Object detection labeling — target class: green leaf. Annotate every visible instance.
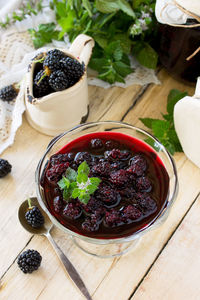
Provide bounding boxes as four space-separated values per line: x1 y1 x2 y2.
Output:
113 34 132 54
78 161 90 176
164 142 176 155
96 0 119 13
139 117 155 129
133 42 158 69
132 0 145 9
117 0 135 18
82 0 93 16
55 1 67 18
63 189 70 201
167 89 188 115
65 167 77 182
144 138 162 152
105 40 122 58
77 173 88 183
58 177 70 190
113 61 133 77
152 120 170 139
87 184 98 194
168 128 183 152
98 68 116 84
96 0 135 17
58 15 75 32
90 177 101 186
94 35 108 49
79 193 90 204
71 188 81 199
89 58 110 73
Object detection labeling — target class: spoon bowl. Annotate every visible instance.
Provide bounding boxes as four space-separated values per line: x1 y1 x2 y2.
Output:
18 197 52 235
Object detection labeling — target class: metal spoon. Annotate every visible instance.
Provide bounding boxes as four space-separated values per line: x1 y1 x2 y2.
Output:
18 197 92 300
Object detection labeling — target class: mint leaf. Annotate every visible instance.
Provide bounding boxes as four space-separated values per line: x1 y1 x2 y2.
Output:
105 41 122 59
94 35 108 49
78 161 90 176
87 184 99 194
140 89 185 155
96 0 119 13
139 117 155 129
133 42 158 69
113 61 133 77
77 173 88 184
89 58 110 73
117 0 135 18
58 177 70 190
65 167 77 182
167 89 187 116
96 0 135 17
79 193 90 204
113 34 132 54
152 120 170 139
71 188 81 199
82 0 92 17
90 177 101 186
63 189 70 201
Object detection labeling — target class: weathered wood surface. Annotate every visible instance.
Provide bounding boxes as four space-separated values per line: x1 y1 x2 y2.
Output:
0 69 199 300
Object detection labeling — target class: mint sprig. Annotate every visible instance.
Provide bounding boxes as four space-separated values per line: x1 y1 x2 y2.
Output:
140 89 188 155
58 161 101 204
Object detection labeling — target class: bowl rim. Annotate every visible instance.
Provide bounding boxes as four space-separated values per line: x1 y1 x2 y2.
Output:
35 120 178 244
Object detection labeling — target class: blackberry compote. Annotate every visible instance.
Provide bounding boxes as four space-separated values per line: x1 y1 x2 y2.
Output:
42 132 169 239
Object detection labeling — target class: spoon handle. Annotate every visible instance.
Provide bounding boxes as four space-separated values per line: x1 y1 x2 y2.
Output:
46 231 92 300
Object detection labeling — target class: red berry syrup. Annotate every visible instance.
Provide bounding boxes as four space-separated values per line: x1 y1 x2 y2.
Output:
42 132 169 239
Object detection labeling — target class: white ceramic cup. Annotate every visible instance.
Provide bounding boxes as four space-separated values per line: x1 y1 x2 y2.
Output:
25 34 94 136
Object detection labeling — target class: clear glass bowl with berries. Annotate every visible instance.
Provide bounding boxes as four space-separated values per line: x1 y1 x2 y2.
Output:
35 121 178 258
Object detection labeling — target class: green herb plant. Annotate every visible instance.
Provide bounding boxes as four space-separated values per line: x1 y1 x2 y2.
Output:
140 89 187 155
58 161 101 204
27 0 158 84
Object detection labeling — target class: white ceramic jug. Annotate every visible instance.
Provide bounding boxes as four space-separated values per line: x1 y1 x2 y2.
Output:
25 34 94 136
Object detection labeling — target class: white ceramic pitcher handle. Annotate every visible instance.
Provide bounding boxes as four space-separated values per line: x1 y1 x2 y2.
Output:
68 34 94 66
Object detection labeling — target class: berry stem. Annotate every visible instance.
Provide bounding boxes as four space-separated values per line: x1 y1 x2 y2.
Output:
27 198 34 210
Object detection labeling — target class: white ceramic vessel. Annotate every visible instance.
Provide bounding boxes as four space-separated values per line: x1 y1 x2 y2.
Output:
25 34 94 136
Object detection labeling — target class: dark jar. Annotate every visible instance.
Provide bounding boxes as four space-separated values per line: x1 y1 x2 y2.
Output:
157 21 200 85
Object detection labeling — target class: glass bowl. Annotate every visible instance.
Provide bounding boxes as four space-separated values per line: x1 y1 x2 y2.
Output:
35 121 178 258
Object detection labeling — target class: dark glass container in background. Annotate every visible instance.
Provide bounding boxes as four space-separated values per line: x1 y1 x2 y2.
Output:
157 21 200 85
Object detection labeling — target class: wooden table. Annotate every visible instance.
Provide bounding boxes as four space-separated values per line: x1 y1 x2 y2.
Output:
1 69 199 300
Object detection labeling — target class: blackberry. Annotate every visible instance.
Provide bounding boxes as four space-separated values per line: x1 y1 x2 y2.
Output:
105 209 122 227
63 202 82 219
0 84 19 102
46 162 69 182
127 155 147 177
74 152 92 165
82 217 99 232
135 176 152 192
43 49 65 72
0 158 12 178
105 140 119 150
60 57 85 82
33 70 51 98
90 138 104 150
49 70 69 91
91 161 111 177
17 249 42 274
110 169 128 186
25 198 44 228
122 205 142 221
